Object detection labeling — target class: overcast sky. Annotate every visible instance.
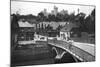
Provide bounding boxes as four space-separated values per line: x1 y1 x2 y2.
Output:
11 0 95 16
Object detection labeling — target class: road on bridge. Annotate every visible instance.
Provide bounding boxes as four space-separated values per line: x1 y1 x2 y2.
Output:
48 39 95 62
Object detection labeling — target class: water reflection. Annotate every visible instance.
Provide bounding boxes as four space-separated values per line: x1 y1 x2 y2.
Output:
11 43 80 66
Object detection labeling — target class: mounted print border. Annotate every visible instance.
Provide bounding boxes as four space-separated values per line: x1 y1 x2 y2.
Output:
11 0 95 67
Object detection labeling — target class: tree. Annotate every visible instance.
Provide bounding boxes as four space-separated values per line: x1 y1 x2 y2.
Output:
56 25 62 31
41 23 44 30
11 14 19 33
56 13 65 22
85 9 95 33
38 12 47 21
38 24 41 30
63 14 69 21
68 12 75 22
46 24 53 31
75 12 86 32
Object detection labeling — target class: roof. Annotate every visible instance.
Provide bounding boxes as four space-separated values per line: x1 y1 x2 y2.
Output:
18 18 40 27
18 21 36 27
60 22 79 32
70 27 81 32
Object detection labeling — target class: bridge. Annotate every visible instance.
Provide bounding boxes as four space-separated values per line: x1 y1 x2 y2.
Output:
48 39 95 62
16 34 95 62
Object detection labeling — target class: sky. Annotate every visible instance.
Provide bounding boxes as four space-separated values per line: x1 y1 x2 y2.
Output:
11 0 95 16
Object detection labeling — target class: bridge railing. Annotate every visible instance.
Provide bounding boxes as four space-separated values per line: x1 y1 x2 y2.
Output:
69 44 95 62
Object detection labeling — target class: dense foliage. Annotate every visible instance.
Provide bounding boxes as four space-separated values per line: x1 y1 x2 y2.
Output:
11 9 95 34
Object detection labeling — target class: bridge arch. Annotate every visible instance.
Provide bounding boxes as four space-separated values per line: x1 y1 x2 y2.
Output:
52 47 58 56
52 47 67 59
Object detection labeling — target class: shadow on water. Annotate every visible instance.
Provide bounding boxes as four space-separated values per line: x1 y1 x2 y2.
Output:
11 43 81 67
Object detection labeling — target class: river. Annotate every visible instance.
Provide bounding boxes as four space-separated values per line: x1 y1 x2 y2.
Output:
11 43 81 67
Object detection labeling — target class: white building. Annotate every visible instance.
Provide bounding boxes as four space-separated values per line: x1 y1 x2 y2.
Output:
59 22 78 41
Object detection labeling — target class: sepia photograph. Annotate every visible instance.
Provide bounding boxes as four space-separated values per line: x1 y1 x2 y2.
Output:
11 0 95 67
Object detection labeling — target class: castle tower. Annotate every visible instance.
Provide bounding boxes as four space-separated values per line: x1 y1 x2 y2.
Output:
77 8 80 14
43 8 48 17
54 6 58 16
